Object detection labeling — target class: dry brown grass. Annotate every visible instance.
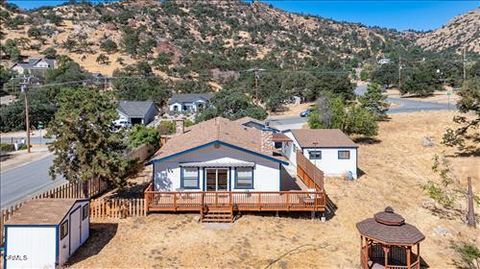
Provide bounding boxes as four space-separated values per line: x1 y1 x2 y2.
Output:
68 111 479 269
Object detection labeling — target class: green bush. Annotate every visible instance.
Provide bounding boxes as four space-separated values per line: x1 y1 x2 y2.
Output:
0 143 14 152
128 125 160 148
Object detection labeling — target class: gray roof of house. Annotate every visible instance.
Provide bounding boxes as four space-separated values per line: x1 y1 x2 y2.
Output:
11 58 55 69
168 93 213 104
118 100 156 117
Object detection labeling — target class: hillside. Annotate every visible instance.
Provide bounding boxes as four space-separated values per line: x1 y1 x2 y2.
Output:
0 0 414 76
416 8 480 53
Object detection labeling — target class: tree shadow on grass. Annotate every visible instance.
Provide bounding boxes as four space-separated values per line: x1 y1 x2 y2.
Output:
66 223 118 266
353 136 382 145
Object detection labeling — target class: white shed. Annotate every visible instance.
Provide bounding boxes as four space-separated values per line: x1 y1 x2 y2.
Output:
3 199 90 268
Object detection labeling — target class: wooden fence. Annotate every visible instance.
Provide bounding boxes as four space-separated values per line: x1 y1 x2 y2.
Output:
296 151 325 191
126 144 155 162
90 198 146 218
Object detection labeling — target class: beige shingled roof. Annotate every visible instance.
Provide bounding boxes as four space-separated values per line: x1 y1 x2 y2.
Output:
6 199 86 225
151 117 284 162
290 129 358 148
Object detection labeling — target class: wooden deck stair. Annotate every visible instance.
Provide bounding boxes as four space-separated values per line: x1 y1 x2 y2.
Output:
200 206 234 223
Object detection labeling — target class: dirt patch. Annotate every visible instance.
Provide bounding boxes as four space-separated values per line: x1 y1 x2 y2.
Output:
69 111 479 268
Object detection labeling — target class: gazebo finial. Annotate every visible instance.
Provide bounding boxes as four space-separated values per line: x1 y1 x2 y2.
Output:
384 206 394 213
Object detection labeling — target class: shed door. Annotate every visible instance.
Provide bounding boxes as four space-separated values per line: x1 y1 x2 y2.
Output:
70 207 82 255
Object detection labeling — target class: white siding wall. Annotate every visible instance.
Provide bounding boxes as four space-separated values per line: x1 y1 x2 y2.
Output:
303 148 357 179
282 131 358 179
5 226 57 269
153 144 280 192
117 111 130 123
281 131 302 166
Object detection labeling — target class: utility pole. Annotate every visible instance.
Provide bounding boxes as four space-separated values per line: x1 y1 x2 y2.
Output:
247 68 265 105
463 48 466 80
398 56 402 92
21 76 31 153
466 177 476 228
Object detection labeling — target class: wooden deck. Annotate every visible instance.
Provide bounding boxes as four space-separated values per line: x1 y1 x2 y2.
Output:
145 184 326 213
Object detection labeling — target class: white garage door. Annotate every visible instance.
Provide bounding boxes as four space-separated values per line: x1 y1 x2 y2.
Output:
6 226 56 269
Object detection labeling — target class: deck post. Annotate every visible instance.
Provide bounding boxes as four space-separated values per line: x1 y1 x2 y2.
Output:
276 211 279 218
321 212 326 222
311 211 315 220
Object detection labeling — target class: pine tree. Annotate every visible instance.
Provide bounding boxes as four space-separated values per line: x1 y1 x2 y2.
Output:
48 88 128 194
359 83 389 119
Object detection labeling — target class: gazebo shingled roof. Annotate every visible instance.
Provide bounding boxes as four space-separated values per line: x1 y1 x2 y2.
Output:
356 207 425 245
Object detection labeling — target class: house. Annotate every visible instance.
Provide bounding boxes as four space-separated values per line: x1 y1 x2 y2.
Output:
10 58 55 75
234 116 279 133
145 117 330 221
150 117 287 192
281 129 358 179
168 93 212 114
117 100 158 126
3 199 90 268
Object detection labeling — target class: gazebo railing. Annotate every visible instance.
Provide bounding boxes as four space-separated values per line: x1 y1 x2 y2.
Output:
362 244 420 269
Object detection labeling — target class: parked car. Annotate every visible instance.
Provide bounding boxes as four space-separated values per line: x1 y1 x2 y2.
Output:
300 108 312 117
113 120 132 129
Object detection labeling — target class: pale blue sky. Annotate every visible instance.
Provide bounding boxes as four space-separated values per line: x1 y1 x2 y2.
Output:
8 0 480 31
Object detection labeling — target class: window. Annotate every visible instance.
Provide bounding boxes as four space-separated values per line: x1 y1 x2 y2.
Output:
60 220 68 240
338 150 351 159
292 144 297 152
309 151 322 160
235 167 254 189
181 167 199 189
82 204 89 220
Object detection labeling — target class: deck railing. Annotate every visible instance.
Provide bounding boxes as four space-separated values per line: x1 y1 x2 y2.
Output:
144 183 326 213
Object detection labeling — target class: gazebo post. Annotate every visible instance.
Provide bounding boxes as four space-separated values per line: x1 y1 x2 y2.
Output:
407 246 411 268
383 246 390 268
417 243 420 268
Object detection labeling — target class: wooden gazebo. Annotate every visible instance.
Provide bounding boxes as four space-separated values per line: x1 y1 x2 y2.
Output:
356 207 425 269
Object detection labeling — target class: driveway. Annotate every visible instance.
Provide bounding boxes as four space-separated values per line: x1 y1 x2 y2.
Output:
0 154 65 208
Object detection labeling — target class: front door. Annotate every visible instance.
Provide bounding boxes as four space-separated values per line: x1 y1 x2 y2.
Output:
206 168 229 191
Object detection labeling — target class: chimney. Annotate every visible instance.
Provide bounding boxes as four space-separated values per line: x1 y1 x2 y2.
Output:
261 130 274 152
175 118 184 135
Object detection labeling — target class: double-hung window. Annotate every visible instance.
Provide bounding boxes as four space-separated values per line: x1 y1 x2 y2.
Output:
309 151 322 160
338 150 351 160
235 167 254 189
181 167 199 189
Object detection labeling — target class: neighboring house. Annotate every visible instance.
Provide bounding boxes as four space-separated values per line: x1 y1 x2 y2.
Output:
234 116 279 133
150 117 287 192
117 100 158 126
10 58 55 75
168 93 212 114
282 129 358 179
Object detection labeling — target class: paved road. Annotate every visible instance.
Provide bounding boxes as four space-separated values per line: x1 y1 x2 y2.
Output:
1 154 65 208
269 85 453 127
